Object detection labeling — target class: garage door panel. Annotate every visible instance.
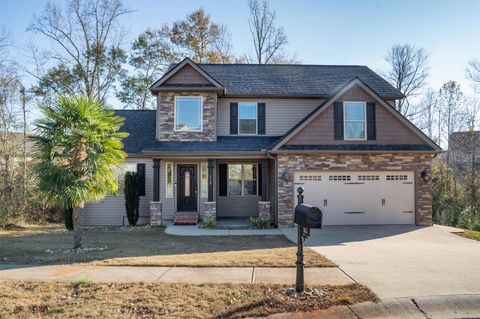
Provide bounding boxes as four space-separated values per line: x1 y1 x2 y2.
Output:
294 171 415 225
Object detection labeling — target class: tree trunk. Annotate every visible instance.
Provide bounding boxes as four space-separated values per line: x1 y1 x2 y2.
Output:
72 204 84 249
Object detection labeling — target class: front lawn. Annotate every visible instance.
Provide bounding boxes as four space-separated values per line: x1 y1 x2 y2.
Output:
0 281 376 319
0 225 335 267
457 229 480 241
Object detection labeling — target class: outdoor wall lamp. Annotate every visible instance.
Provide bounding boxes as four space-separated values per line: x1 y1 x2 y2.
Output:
282 168 290 183
421 169 431 183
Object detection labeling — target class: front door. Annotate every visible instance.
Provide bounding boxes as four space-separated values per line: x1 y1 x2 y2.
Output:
177 164 197 212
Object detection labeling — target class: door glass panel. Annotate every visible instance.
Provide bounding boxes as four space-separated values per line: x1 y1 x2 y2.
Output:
185 171 190 197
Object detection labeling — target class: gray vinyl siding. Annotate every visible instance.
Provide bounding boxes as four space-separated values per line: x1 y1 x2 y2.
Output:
83 158 153 226
217 98 324 136
160 159 214 221
216 160 261 218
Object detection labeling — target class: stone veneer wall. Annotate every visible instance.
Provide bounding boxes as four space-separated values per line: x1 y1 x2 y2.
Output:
276 153 433 227
158 92 217 141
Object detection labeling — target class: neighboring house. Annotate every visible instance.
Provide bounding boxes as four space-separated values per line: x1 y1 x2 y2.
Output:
449 131 480 165
83 58 442 227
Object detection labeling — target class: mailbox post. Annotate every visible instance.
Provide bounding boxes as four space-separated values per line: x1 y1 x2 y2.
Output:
294 187 323 293
296 187 306 293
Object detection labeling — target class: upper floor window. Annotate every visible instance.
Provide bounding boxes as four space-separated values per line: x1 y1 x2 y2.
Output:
238 102 257 134
175 97 202 132
344 102 366 140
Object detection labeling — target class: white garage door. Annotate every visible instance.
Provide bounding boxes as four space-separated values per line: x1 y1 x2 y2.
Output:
294 171 415 225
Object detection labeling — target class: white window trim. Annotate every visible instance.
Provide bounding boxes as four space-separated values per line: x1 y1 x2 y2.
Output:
165 162 174 198
110 163 137 197
343 101 367 141
238 102 258 135
174 96 203 132
227 163 258 197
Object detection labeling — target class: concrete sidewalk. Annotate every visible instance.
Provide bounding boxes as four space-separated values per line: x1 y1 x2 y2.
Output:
164 222 283 236
0 264 352 285
261 295 480 319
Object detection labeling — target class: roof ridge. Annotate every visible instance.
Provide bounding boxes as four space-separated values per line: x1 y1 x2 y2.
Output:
198 63 367 67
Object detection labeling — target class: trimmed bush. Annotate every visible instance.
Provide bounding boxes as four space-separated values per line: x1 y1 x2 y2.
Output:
64 206 73 231
124 172 140 226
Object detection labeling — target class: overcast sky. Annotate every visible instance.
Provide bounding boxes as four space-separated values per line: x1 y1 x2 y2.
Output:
1 0 480 108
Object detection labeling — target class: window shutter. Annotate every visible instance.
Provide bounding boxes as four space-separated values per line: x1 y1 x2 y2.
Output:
258 163 262 196
257 103 266 135
366 102 376 140
334 102 344 140
137 163 146 196
219 164 228 196
230 103 238 135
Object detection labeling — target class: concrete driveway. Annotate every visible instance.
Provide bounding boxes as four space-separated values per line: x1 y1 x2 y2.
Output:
282 225 480 299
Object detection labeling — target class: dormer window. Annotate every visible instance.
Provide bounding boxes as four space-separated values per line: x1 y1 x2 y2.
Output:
174 96 203 132
344 102 366 140
238 102 257 134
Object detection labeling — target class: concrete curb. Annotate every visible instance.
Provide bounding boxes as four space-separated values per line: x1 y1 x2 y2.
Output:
259 295 480 319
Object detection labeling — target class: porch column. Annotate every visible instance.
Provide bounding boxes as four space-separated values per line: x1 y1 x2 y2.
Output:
207 159 214 201
261 158 269 201
153 159 160 201
150 158 162 226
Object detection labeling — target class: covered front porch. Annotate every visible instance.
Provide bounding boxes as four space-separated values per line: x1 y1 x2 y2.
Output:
148 157 276 227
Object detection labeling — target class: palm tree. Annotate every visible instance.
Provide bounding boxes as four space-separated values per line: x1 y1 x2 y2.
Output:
32 95 128 249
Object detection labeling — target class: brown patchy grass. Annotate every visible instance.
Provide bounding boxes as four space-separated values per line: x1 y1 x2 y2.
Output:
456 229 480 241
0 281 376 319
0 225 335 267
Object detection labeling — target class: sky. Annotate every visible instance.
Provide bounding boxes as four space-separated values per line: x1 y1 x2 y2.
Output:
1 0 480 109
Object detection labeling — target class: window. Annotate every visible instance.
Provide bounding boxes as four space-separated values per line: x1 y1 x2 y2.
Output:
175 97 202 131
238 102 257 134
166 162 173 198
200 162 208 198
228 164 258 196
344 102 366 140
113 163 136 195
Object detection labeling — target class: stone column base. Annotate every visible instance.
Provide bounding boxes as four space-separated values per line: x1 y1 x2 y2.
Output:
258 201 271 221
204 202 217 220
150 201 162 226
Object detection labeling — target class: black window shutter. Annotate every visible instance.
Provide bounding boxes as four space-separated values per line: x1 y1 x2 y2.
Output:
137 163 146 196
258 163 262 196
219 164 228 196
366 102 376 140
334 102 344 140
230 103 238 135
257 103 266 135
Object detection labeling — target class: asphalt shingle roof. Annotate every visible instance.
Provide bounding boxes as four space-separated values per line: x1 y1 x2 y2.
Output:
280 144 435 151
194 64 403 98
142 136 281 153
115 110 156 154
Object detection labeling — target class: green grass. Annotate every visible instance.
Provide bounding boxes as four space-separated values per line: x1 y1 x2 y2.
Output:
0 225 335 267
457 229 480 241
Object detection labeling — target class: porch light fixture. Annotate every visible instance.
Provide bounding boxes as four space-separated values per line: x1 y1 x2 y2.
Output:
421 169 431 183
282 168 290 182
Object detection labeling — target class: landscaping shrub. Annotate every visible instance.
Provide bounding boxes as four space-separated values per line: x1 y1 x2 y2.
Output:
201 215 216 229
124 171 140 226
457 206 480 231
250 215 271 229
64 206 73 231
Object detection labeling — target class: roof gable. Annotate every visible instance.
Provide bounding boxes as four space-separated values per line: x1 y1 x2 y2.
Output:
150 58 224 92
271 78 442 152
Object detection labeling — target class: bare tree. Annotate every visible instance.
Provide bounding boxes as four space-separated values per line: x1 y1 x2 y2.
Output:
28 0 132 102
246 0 289 64
416 88 438 140
384 44 429 116
466 59 480 90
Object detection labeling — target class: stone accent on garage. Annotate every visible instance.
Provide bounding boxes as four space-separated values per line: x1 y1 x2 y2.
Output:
276 153 433 228
158 91 217 142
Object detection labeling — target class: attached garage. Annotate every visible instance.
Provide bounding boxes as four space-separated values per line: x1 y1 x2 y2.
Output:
294 171 415 225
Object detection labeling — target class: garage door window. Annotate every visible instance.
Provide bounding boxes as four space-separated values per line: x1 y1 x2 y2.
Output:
344 102 366 140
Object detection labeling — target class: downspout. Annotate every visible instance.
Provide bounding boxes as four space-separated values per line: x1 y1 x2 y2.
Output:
266 151 278 227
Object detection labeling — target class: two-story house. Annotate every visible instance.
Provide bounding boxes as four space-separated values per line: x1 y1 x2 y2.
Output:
83 58 442 227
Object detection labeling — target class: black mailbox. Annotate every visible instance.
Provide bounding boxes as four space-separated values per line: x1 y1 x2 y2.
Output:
294 204 323 229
